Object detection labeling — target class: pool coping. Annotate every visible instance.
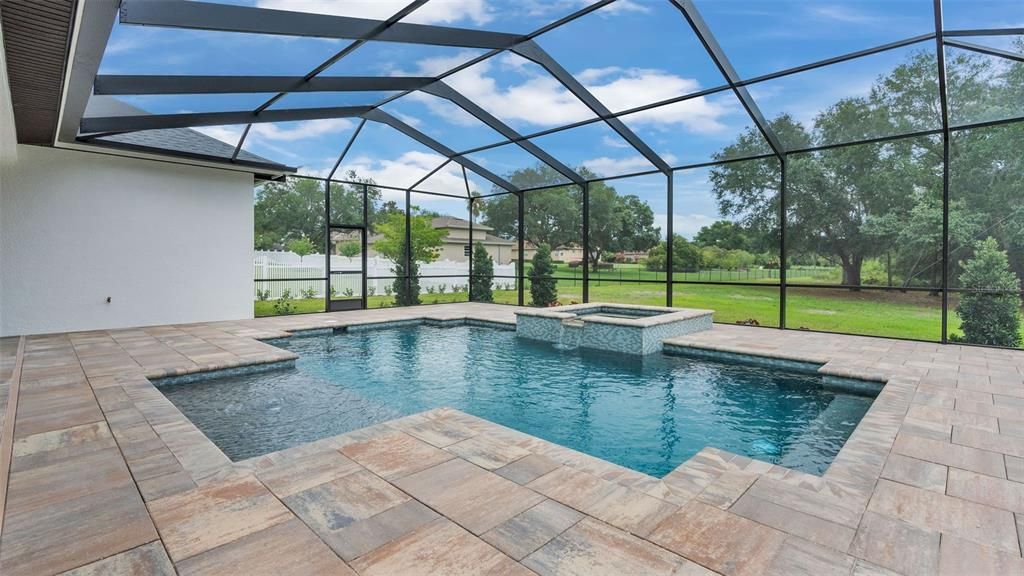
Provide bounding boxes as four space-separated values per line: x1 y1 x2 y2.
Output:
4 303 1023 575
139 309 898 492
148 310 896 486
515 302 714 328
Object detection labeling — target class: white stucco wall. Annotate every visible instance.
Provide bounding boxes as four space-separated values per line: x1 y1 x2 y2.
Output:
0 145 254 336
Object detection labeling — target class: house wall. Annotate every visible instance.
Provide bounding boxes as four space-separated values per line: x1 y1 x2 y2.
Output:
436 240 514 266
513 246 584 263
0 145 254 336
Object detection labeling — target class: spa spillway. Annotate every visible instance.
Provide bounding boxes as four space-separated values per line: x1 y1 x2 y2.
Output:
514 303 714 355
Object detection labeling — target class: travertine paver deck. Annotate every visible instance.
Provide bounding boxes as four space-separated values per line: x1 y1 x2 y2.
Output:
0 303 1022 574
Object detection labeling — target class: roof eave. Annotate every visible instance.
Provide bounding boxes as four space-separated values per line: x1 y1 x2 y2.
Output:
77 137 297 179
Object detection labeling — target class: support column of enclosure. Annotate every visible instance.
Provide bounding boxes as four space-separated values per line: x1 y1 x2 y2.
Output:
323 178 331 311
518 191 525 306
933 0 951 343
666 172 674 307
779 156 787 329
465 167 474 301
582 181 590 303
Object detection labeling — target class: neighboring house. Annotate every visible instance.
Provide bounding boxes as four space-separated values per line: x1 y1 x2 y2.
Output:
367 216 516 264
513 242 585 263
615 250 650 263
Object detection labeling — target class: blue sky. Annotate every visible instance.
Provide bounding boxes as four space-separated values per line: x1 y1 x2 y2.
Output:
95 0 1022 237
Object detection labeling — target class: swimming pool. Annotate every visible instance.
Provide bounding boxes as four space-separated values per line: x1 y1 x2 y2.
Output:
157 324 877 477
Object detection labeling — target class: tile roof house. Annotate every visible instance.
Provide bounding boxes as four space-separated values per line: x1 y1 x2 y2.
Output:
367 216 516 265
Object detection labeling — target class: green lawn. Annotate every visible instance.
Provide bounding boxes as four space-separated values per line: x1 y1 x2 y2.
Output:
254 276 1014 346
528 262 836 284
543 280 952 341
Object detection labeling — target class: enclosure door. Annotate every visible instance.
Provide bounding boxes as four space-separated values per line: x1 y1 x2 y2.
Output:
328 227 366 311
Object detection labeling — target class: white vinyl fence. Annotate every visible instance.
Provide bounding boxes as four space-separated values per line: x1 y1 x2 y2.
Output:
254 250 517 299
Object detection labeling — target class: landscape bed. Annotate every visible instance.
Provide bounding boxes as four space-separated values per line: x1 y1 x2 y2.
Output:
156 323 880 477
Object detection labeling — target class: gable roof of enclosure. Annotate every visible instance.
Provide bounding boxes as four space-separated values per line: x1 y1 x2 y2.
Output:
12 0 1023 193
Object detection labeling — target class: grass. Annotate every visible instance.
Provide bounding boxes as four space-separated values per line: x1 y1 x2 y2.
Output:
527 262 835 284
255 273 1016 346
542 280 952 341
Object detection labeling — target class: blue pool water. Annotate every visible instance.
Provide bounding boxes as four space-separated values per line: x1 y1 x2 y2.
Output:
158 325 876 477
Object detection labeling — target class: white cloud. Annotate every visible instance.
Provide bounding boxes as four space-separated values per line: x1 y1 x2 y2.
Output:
400 52 594 128
445 54 596 127
516 0 647 18
340 150 449 189
295 162 335 179
587 70 731 134
808 5 879 25
580 155 654 177
516 0 587 17
746 84 784 103
392 111 423 129
404 92 483 128
657 212 718 240
406 53 733 134
194 125 244 146
599 0 651 15
249 118 355 142
600 135 630 148
225 119 354 164
104 36 144 56
575 66 622 84
414 162 484 196
256 0 493 25
403 50 483 76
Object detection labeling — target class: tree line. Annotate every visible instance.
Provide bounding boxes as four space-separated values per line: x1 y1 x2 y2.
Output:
253 41 1023 344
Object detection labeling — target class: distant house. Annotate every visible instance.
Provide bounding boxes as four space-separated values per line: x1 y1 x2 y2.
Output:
367 216 516 264
513 242 584 263
615 250 650 263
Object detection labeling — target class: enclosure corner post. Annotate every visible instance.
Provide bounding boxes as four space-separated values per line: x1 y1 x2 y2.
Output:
934 0 951 344
518 191 525 307
582 181 590 304
779 155 787 330
666 171 674 307
324 178 331 312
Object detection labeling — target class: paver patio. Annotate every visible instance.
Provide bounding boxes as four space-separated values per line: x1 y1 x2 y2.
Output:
0 302 1023 575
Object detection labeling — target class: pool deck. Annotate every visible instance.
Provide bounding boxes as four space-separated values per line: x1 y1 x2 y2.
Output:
0 302 1022 575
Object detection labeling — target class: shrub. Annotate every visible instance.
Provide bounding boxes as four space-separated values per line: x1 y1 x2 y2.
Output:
861 259 889 286
954 237 1022 347
301 287 317 299
256 288 270 301
721 249 756 270
367 286 376 297
391 241 421 306
384 285 393 297
338 240 361 258
470 243 494 302
343 287 354 298
646 235 701 272
529 244 558 306
286 237 316 261
438 284 447 294
273 289 296 315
